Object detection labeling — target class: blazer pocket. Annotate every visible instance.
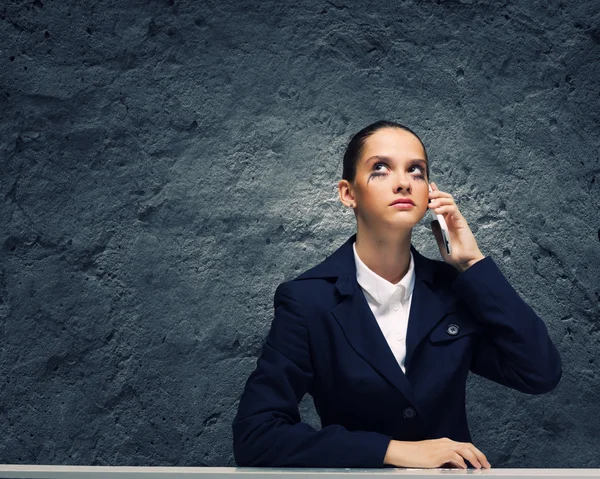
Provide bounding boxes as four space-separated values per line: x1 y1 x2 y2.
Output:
428 315 479 344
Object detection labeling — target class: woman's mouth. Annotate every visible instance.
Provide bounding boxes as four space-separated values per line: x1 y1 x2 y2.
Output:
391 203 415 209
390 198 416 209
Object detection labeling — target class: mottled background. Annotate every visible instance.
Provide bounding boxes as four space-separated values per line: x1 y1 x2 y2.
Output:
1 0 599 468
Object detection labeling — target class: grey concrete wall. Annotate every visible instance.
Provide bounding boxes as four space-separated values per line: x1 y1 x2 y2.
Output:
1 0 599 468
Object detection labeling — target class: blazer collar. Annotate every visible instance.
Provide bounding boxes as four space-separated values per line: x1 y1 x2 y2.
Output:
295 233 438 290
295 233 456 406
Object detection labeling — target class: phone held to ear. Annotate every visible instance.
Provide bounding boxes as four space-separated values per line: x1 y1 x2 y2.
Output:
429 184 452 255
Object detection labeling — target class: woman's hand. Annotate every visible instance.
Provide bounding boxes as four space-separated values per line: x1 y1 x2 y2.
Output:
383 437 491 469
428 181 485 272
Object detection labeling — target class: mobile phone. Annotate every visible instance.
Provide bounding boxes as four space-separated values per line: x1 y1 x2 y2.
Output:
428 184 452 255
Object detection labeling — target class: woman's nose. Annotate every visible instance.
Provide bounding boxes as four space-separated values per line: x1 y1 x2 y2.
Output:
394 174 412 193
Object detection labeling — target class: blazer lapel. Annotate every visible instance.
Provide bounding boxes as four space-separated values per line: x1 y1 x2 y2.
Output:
295 234 455 406
404 278 448 373
404 248 458 372
331 275 418 407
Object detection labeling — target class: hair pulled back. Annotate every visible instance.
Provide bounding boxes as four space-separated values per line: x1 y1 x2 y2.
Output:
342 120 429 182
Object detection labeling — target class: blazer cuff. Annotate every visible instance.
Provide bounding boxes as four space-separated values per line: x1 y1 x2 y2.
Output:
449 255 521 315
362 432 394 467
451 256 499 292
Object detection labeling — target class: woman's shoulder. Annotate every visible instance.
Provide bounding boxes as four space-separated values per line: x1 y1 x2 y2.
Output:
286 235 356 284
276 235 464 292
271 235 356 306
273 271 338 307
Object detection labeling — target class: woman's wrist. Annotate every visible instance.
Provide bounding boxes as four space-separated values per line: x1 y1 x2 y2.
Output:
383 439 396 466
383 439 410 467
456 254 485 273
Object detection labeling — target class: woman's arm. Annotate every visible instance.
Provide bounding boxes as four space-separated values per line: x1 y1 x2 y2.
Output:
452 256 562 394
232 281 392 467
428 182 562 394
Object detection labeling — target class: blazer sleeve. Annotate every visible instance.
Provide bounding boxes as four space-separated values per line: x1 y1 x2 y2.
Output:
232 281 393 467
451 256 562 394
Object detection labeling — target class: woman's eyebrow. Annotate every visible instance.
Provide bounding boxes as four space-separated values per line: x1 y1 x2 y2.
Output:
365 155 383 164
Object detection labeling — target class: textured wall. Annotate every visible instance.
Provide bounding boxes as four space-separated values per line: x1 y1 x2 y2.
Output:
1 0 599 468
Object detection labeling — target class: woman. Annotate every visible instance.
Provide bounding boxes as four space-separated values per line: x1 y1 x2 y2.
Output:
231 120 562 469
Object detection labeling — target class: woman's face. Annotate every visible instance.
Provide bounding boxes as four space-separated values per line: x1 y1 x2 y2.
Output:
346 127 429 232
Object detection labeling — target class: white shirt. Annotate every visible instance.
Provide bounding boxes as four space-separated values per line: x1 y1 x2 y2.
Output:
352 242 416 374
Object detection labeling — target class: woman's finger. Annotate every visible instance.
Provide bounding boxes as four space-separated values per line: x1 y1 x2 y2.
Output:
457 447 482 469
431 205 459 215
429 182 454 196
466 444 491 469
428 190 453 200
450 452 468 469
428 198 455 208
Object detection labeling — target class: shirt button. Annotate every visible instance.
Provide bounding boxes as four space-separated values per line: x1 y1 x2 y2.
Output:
391 303 401 311
447 324 460 336
403 407 416 419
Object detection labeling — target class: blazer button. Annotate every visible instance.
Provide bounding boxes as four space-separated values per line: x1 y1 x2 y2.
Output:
446 324 459 336
403 407 416 419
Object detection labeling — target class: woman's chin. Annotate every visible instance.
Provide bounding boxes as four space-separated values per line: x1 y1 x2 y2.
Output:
390 213 423 227
378 217 421 231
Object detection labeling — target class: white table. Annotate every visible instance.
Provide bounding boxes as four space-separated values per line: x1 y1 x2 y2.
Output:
0 466 599 478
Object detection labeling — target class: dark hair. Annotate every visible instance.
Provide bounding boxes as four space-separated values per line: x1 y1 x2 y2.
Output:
342 120 429 182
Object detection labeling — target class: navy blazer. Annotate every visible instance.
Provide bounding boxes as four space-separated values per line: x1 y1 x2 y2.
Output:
232 234 562 468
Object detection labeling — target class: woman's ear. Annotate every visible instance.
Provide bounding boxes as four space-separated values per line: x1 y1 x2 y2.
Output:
338 179 356 209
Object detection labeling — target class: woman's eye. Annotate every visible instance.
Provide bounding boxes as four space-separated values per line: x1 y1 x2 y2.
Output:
370 163 389 177
409 165 425 178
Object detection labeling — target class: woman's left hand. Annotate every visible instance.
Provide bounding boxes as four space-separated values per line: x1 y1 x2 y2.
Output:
428 182 485 272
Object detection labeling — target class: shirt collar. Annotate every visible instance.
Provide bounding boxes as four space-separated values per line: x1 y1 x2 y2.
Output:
352 241 415 305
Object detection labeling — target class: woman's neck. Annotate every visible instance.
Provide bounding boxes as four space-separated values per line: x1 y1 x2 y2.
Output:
354 228 413 284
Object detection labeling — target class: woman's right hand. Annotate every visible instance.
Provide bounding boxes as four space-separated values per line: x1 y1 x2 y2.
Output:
383 438 491 469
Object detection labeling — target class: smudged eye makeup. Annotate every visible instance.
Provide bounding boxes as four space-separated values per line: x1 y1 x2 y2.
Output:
409 164 426 180
370 162 389 178
368 161 426 180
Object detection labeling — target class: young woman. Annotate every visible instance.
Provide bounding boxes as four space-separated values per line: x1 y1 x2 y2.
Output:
232 120 562 469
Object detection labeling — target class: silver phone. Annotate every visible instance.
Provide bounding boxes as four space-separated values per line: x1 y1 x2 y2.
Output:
428 184 452 255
